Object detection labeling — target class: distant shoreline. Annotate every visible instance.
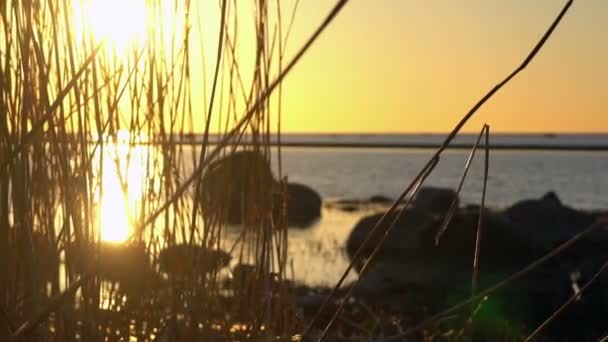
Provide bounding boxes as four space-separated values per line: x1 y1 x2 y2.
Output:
46 133 608 151
79 141 608 151
227 142 608 151
237 142 608 151
152 141 608 151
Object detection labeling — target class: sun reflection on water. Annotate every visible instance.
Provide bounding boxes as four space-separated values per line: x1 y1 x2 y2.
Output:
97 131 150 243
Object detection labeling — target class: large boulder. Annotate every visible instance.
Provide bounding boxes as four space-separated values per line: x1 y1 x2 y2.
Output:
346 194 608 339
503 191 599 247
421 209 538 280
414 186 459 215
349 208 536 291
355 260 437 298
285 183 322 227
199 151 322 228
369 195 393 204
345 208 437 273
199 150 276 225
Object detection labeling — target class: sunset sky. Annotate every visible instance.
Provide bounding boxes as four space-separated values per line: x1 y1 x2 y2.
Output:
274 0 607 133
77 0 607 134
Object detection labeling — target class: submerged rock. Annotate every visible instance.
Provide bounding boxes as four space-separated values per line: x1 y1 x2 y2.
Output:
369 195 394 204
67 241 159 300
158 244 231 278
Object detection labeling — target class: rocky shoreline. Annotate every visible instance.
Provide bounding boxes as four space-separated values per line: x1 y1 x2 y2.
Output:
195 152 608 339
294 188 608 340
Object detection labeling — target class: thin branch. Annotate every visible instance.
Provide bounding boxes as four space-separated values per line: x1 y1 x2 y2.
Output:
189 0 228 244
472 125 490 297
435 124 487 246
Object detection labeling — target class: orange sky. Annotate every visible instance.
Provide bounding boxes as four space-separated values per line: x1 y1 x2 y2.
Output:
84 0 607 134
270 0 607 133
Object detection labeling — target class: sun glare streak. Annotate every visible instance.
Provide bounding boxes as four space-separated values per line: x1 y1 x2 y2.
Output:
97 131 150 243
72 0 147 54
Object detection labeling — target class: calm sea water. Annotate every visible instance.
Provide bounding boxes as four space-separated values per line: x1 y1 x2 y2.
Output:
197 134 608 286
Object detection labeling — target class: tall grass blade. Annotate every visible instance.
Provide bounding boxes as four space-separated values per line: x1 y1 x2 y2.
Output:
435 124 488 246
472 125 490 297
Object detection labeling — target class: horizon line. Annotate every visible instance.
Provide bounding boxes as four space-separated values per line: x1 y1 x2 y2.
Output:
185 131 608 136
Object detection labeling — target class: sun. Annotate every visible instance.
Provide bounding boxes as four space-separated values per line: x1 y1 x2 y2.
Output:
72 0 148 54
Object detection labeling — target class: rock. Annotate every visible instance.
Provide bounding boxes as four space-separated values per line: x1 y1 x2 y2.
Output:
496 192 608 337
334 199 363 206
67 241 158 301
444 204 608 339
414 186 458 215
503 191 598 248
158 244 231 278
285 183 322 227
339 205 358 213
355 260 436 298
199 151 322 228
329 199 361 212
345 194 608 339
199 150 275 225
345 208 436 273
231 263 258 287
328 197 394 212
420 208 539 278
369 195 393 204
348 208 536 294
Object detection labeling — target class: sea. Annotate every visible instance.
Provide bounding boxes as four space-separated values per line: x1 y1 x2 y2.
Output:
197 133 608 286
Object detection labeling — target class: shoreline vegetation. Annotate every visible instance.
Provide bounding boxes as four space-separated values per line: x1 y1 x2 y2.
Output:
4 0 607 341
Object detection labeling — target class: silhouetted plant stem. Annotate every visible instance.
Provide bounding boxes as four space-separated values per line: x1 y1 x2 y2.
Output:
435 124 488 246
472 125 490 297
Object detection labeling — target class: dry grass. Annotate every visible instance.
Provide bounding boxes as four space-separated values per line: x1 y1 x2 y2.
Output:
0 0 349 340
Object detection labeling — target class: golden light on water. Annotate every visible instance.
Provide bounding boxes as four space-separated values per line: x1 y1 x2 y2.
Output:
72 0 147 54
97 131 150 243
